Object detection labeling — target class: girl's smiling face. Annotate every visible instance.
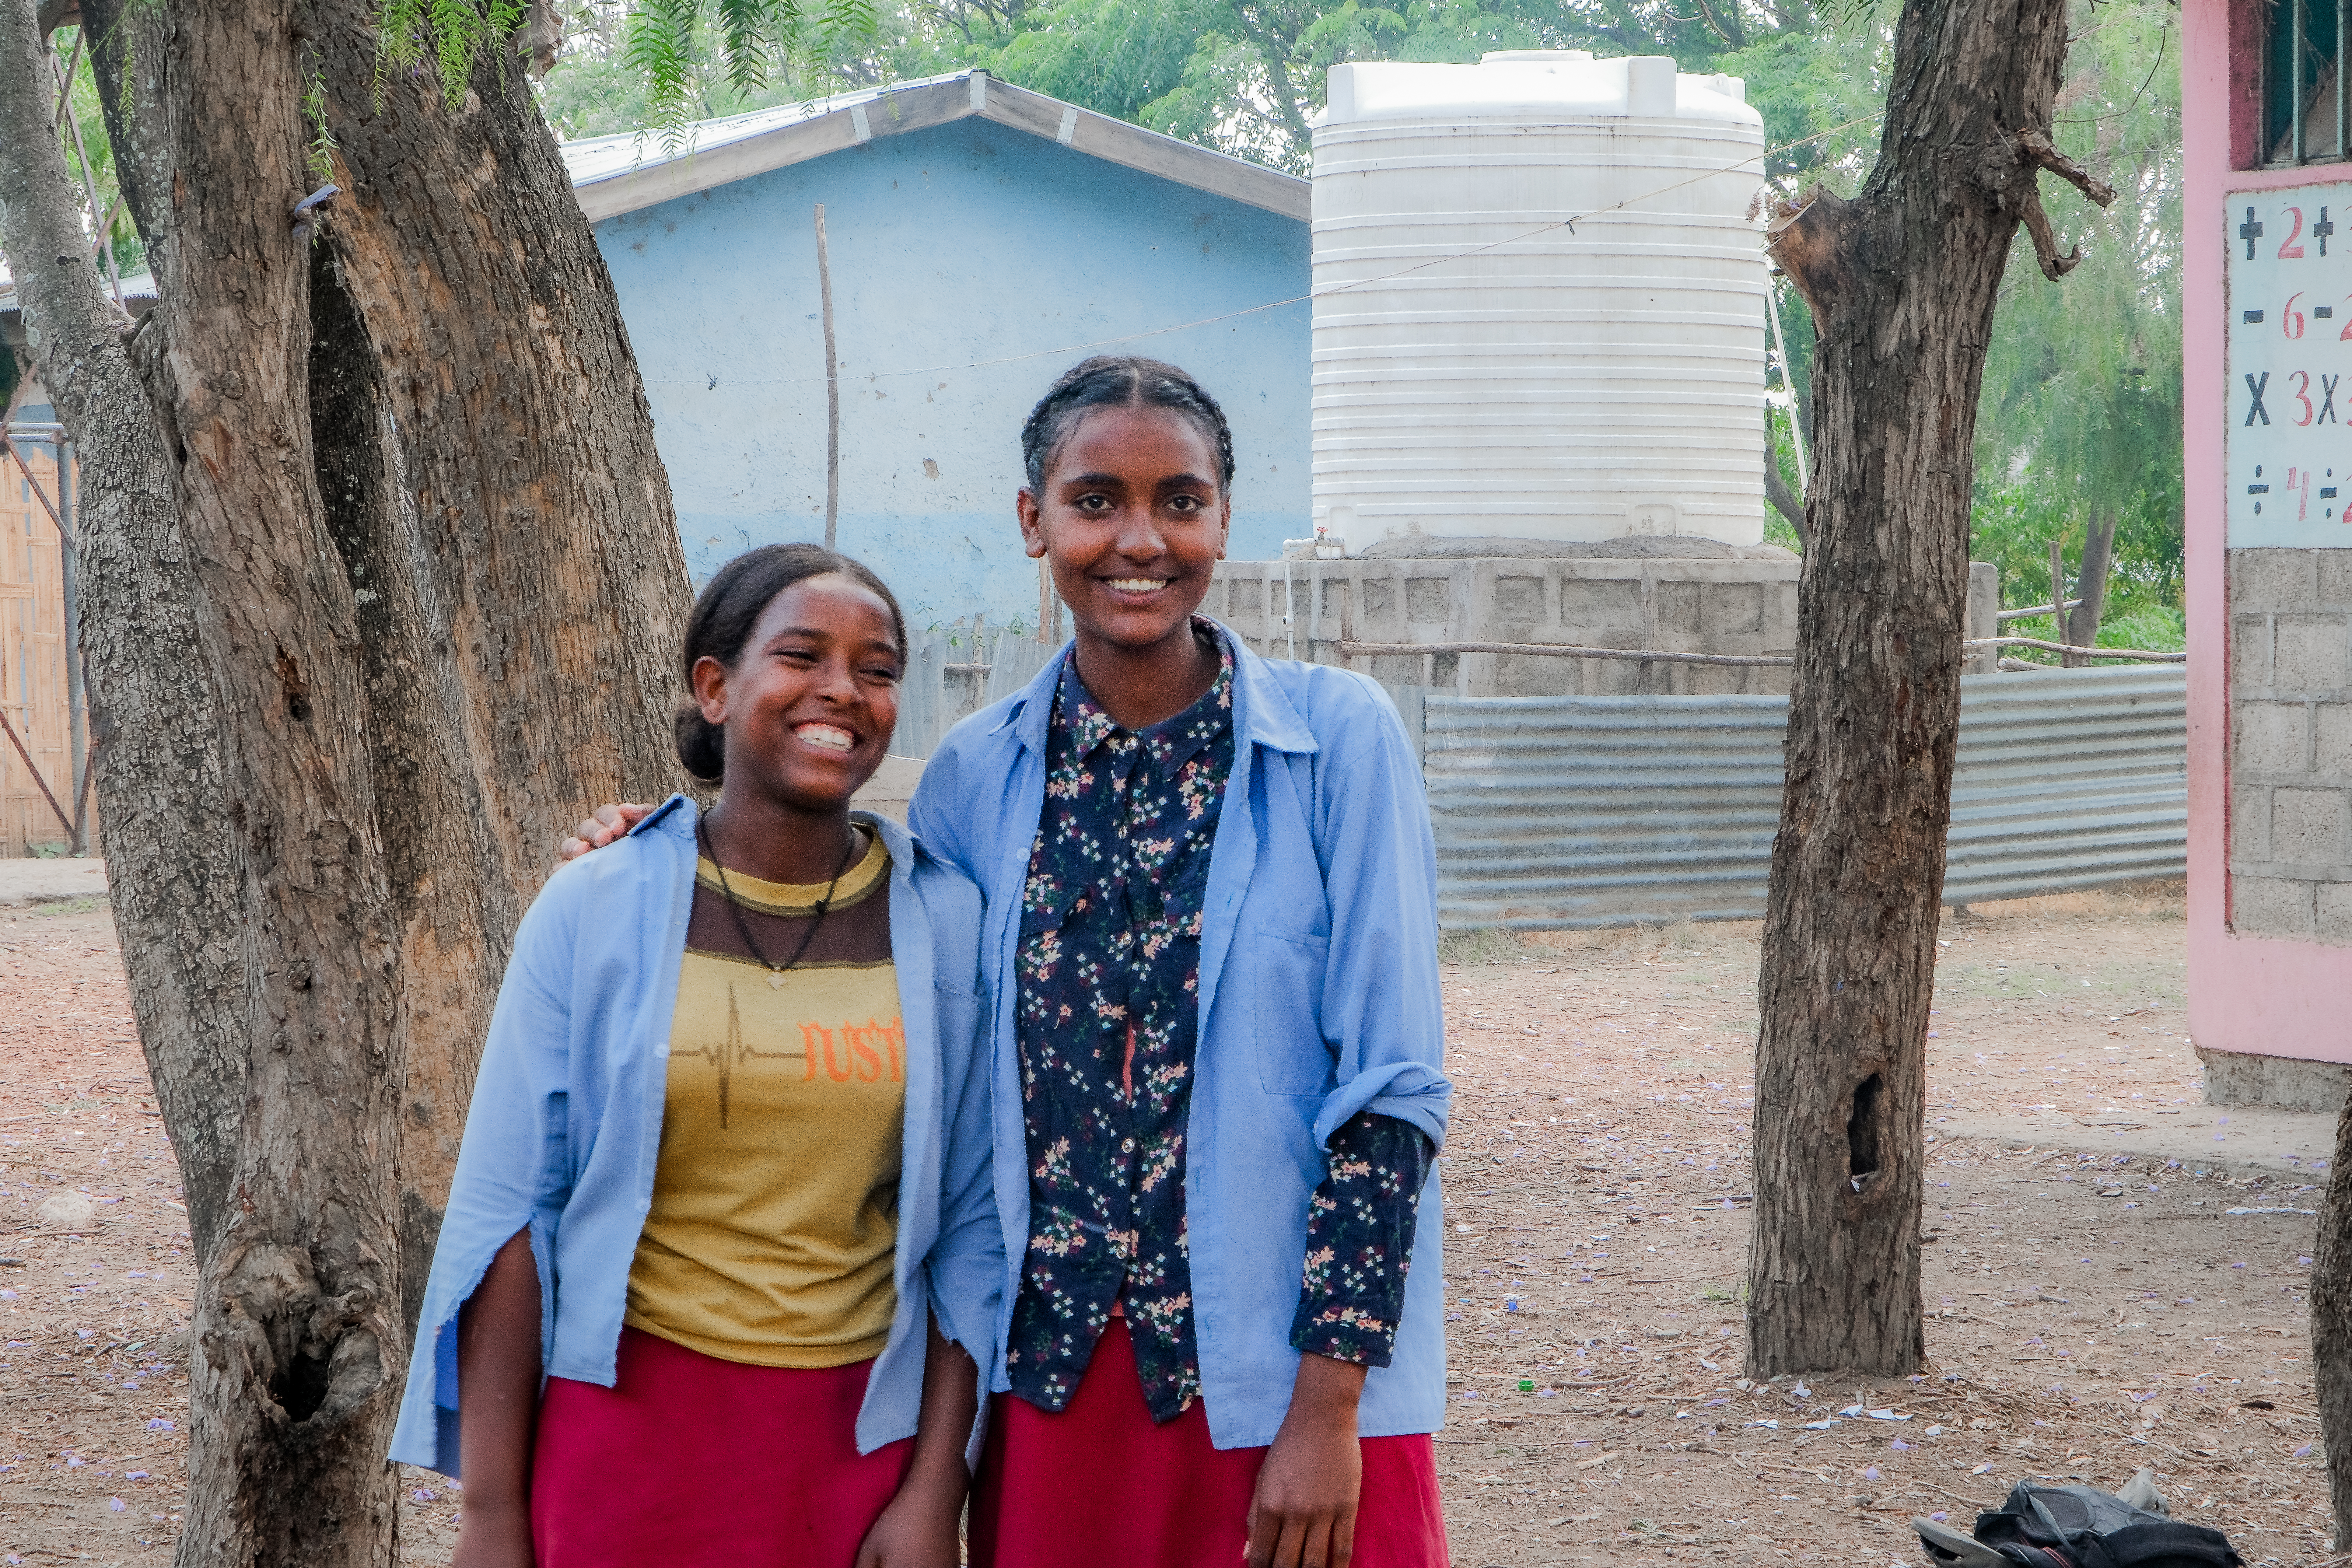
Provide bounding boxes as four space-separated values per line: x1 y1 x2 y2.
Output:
692 573 902 812
1019 403 1230 656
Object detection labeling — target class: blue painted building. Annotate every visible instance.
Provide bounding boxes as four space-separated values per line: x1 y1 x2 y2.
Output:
562 72 1312 630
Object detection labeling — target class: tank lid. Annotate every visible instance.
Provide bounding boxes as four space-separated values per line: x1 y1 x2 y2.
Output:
1323 54 1760 129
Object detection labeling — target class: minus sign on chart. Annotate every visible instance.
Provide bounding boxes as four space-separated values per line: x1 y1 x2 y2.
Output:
2322 306 2339 319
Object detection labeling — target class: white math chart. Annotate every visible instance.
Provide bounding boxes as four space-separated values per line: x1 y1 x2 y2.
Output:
2227 182 2352 547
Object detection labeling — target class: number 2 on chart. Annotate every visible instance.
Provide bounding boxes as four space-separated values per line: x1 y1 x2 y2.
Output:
2283 207 2308 258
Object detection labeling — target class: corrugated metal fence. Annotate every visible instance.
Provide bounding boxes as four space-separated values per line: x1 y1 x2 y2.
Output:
888 623 1055 760
1421 665 2186 930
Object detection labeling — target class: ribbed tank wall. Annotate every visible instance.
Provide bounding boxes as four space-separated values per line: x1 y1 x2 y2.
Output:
1311 54 1769 548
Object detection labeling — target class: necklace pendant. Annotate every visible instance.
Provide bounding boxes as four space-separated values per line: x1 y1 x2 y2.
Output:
766 969 786 992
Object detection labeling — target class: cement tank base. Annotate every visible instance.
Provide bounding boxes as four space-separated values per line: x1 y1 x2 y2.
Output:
1359 535 1798 563
1208 554 2000 700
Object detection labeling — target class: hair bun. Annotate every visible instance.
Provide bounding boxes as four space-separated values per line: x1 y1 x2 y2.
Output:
674 698 726 783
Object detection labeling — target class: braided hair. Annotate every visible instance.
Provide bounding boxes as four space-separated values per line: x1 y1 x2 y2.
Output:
1019 356 1237 493
673 543 907 783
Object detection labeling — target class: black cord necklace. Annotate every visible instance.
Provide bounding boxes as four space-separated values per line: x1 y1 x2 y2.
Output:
697 817 860 991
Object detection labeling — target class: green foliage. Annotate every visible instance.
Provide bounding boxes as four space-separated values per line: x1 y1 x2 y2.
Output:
377 0 532 109
1764 400 1803 554
1970 0 2182 635
521 0 2184 645
35 29 145 282
303 67 339 186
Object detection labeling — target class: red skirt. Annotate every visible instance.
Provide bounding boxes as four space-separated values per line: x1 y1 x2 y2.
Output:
530 1326 914 1567
970 1318 1449 1568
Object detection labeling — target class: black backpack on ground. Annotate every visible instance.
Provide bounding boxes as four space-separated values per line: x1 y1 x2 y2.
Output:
1967 1480 2242 1568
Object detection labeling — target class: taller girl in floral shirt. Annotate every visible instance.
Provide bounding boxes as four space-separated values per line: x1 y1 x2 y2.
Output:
912 356 1452 1568
569 356 1452 1567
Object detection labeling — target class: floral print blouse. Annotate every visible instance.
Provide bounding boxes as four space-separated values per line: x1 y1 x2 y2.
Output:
1004 624 1434 1422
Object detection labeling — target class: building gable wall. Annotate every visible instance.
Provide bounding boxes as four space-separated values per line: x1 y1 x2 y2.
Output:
594 121 1312 629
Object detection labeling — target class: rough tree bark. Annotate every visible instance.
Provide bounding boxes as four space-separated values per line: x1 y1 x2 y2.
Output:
307 0 691 1334
1745 4 2111 1374
0 0 249 1263
1 0 691 1555
2318 1104 2352 1542
1765 449 1806 545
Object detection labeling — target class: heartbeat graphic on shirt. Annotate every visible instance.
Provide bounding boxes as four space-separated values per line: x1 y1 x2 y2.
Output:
688 987 908 1128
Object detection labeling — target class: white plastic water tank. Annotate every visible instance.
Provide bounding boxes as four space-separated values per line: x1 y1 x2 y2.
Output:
1312 53 1769 548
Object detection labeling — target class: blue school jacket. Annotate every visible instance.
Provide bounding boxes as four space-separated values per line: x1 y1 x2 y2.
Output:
910 626 1452 1450
386 799 1001 1474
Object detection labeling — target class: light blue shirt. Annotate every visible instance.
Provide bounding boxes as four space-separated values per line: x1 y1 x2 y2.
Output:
911 625 1451 1450
386 799 1001 1474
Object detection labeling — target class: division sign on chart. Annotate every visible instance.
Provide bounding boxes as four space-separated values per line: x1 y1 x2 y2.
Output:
2228 182 2352 547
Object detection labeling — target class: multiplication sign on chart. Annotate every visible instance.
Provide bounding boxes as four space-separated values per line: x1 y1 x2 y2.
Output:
2230 182 2352 547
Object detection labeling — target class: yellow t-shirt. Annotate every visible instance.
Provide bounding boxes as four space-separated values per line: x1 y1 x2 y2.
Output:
624 835 906 1367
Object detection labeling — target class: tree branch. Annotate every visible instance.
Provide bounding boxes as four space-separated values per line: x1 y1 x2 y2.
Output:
2016 126 2116 208
0 0 245 1261
1764 186 1851 317
1694 0 1748 50
2019 186 2082 280
1765 446 1806 548
1227 4 1314 153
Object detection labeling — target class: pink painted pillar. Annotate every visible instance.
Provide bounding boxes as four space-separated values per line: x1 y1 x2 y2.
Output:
2185 0 2352 1071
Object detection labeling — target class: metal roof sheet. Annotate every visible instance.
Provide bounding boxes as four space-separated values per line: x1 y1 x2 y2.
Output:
560 70 1309 223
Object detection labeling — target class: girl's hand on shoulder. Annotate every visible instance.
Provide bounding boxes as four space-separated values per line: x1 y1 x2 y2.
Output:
852 1468 966 1568
557 803 653 862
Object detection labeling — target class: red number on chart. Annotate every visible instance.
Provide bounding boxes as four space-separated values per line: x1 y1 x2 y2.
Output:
2339 294 2352 340
2294 369 2317 425
2283 207 2308 258
2287 292 2308 339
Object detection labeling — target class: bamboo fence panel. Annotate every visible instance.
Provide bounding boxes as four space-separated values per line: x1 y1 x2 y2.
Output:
0 441 73 858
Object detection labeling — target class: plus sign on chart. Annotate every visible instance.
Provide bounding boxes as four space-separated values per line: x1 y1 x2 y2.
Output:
2228 182 2352 547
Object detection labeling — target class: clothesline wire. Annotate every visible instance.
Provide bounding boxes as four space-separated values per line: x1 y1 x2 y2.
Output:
648 115 1877 390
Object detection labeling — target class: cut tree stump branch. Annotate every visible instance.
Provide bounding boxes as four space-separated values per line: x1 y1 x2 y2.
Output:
2014 129 2115 282
2016 128 2117 208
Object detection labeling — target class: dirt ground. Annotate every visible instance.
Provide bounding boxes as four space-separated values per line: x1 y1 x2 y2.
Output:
0 883 2330 1566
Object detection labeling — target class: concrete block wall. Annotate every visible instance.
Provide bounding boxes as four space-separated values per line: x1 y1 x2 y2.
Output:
1206 557 2001 699
1204 556 1803 698
2227 548 2352 940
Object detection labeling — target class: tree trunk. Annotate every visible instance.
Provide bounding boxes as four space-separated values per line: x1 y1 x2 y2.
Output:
1745 0 2106 1376
144 0 415 1554
0 0 248 1265
2315 1096 2352 1546
1765 444 1806 547
3 0 692 1556
2064 509 2116 656
305 0 691 1336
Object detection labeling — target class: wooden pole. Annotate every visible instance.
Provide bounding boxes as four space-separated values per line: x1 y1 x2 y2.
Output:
2048 534 2071 669
1767 282 1808 498
0 705 73 836
47 39 120 306
815 203 839 549
53 437 85 853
